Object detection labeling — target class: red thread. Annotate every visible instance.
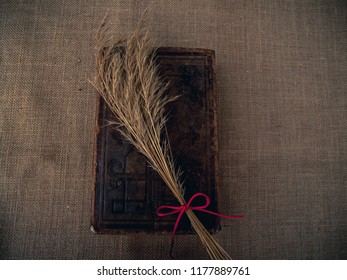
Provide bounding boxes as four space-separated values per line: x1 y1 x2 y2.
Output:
156 192 245 256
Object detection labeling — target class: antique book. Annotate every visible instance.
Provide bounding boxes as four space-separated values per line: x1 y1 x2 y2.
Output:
91 47 220 234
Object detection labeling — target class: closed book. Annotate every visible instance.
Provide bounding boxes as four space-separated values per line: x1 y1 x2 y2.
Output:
91 47 220 234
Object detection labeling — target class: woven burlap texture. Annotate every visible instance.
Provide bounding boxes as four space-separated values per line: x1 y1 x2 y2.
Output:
1 0 346 259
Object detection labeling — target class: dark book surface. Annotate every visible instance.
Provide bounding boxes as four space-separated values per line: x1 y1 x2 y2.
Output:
91 47 220 234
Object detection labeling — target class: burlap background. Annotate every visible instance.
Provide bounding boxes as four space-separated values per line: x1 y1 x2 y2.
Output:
1 0 346 259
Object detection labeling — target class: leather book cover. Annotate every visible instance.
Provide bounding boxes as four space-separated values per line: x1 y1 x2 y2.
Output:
91 47 220 234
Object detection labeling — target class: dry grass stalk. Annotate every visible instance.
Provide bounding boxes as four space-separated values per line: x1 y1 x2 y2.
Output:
92 17 232 260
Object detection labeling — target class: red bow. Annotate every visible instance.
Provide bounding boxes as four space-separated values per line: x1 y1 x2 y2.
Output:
156 192 245 256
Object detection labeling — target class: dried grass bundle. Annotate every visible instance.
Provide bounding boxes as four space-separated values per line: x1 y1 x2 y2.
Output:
92 17 232 260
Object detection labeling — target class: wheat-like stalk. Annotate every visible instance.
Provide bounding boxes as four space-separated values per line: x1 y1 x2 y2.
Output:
92 18 232 260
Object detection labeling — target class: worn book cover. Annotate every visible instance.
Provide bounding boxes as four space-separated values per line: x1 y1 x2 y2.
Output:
91 47 220 234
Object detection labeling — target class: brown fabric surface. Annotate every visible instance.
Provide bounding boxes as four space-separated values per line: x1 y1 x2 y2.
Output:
1 0 346 259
